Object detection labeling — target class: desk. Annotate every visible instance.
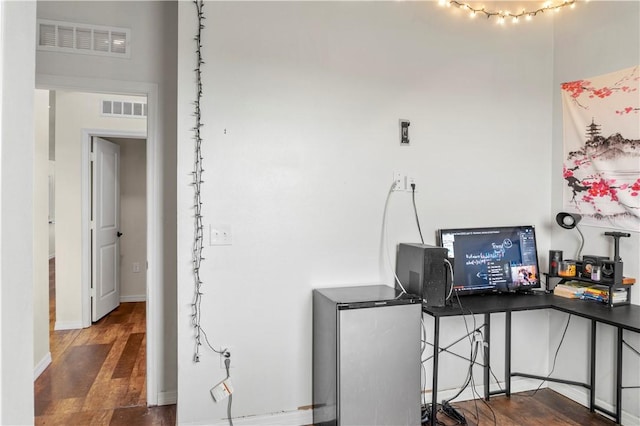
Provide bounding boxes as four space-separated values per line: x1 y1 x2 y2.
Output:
423 293 640 425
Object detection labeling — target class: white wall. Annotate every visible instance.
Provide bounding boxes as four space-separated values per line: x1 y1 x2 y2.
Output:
550 2 640 423
52 91 146 328
177 2 555 423
49 160 55 259
36 0 178 402
109 137 147 302
34 89 51 377
0 1 36 423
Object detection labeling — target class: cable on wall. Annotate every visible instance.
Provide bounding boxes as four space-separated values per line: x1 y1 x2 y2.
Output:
382 180 408 294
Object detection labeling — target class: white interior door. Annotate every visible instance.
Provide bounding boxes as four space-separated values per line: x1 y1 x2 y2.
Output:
92 137 121 322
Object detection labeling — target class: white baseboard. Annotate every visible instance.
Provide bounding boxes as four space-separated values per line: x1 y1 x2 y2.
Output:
430 377 542 403
183 378 639 426
191 379 539 426
185 379 537 426
203 409 312 426
120 294 146 303
157 390 177 406
54 320 83 330
550 382 640 426
34 352 52 380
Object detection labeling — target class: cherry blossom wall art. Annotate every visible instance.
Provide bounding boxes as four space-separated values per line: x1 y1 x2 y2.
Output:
561 65 640 232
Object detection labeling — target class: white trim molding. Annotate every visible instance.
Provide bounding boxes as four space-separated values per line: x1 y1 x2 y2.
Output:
33 352 52 380
54 320 83 331
157 390 177 406
120 294 146 303
188 408 313 426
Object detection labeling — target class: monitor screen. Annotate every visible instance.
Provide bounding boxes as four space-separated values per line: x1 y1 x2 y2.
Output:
436 225 541 295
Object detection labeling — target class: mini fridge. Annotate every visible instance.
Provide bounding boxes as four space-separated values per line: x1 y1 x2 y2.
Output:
313 285 422 426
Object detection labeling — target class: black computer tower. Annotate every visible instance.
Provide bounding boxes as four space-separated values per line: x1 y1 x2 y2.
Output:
396 243 449 307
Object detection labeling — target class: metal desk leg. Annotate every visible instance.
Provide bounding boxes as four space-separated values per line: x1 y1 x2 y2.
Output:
590 320 596 412
484 313 490 400
431 316 440 425
506 311 511 397
616 327 623 424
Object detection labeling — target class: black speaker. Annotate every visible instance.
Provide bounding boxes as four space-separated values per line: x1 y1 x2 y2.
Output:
601 260 623 282
396 243 449 308
581 255 609 278
548 250 563 276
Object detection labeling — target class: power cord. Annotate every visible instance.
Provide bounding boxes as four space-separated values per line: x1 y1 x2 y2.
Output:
411 183 425 244
623 339 640 357
224 357 234 426
527 314 572 397
441 293 479 404
622 340 640 390
382 180 408 293
444 258 455 301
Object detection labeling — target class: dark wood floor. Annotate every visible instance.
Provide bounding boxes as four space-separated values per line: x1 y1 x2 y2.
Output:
35 258 176 425
433 388 616 425
36 260 615 425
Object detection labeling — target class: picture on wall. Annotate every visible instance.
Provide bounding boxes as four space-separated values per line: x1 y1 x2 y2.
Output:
561 65 640 232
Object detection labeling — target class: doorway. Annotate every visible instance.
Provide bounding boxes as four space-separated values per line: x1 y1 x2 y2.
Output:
86 132 148 323
34 76 163 406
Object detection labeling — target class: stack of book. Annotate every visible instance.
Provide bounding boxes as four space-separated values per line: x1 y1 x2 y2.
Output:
581 285 609 302
580 285 628 304
553 282 590 299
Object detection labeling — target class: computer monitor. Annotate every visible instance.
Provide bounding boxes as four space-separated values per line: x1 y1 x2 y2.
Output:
436 225 541 295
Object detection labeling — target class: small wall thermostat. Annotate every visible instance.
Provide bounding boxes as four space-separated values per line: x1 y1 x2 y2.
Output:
399 119 410 145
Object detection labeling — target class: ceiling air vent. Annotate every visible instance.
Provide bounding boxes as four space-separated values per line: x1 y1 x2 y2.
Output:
37 19 131 58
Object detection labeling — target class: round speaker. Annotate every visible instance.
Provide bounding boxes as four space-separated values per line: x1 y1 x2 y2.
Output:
601 261 615 279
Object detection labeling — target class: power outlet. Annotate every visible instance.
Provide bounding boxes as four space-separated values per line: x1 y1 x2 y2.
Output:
393 171 405 191
408 176 417 192
393 172 416 192
220 346 233 369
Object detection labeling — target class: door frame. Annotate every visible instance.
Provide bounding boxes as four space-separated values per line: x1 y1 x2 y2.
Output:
86 132 143 322
36 73 162 406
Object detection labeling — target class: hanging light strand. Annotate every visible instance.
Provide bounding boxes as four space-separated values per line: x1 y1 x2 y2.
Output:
191 0 222 363
438 0 579 23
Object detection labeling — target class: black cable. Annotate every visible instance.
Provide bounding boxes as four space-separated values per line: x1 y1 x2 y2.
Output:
527 314 572 397
623 339 640 357
449 293 498 426
476 328 504 395
442 292 479 404
224 358 234 426
411 184 424 244
621 340 640 390
469 372 497 426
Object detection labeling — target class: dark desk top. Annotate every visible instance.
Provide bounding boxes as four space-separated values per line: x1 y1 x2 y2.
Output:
423 293 640 334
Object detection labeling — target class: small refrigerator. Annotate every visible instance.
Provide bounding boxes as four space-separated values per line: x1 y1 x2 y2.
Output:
313 285 422 426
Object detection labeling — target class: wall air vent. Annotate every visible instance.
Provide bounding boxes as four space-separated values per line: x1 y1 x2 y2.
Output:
102 99 147 119
37 19 131 58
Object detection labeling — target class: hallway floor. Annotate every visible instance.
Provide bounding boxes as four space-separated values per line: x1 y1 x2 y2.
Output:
35 258 175 425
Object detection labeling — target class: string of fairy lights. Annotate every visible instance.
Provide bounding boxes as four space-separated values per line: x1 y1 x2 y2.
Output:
191 0 209 363
438 0 581 24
